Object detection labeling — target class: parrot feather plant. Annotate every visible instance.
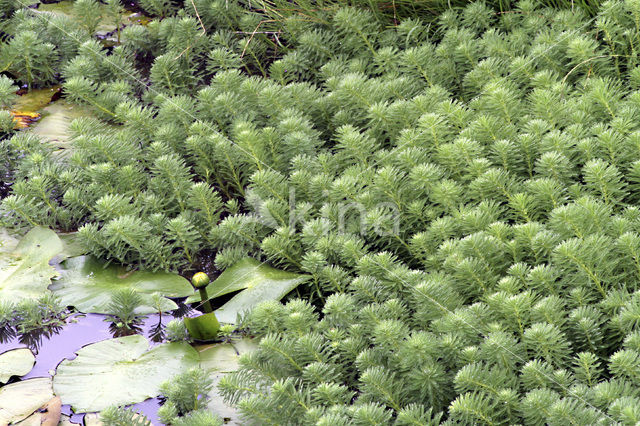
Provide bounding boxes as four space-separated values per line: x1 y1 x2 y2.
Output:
4 0 640 424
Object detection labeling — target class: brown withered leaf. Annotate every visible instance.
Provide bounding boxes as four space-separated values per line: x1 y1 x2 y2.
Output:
10 111 41 129
40 396 61 426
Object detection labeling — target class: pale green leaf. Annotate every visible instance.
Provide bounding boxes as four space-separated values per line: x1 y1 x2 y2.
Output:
0 348 35 383
31 101 95 151
50 256 193 314
186 258 310 324
0 378 54 424
53 335 199 412
0 227 63 302
197 337 258 422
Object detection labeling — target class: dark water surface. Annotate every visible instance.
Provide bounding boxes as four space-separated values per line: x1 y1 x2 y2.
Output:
0 313 174 424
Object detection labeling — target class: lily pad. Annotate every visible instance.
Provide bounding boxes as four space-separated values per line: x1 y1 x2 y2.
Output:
0 348 36 383
31 100 95 150
0 227 63 302
82 413 103 425
53 335 199 412
38 1 122 34
187 258 310 324
57 414 76 426
0 377 54 424
36 0 149 36
54 232 88 262
13 397 61 426
197 338 258 423
10 86 61 129
9 85 101 151
12 87 60 110
197 337 258 373
10 111 40 129
50 255 193 314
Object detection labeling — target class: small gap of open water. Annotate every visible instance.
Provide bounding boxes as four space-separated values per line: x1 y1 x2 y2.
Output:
0 312 178 425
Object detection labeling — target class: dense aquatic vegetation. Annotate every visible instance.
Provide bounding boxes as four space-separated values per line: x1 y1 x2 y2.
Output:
7 0 640 423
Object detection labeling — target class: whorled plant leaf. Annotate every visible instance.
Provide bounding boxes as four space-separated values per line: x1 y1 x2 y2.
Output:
53 335 199 412
0 227 63 302
0 348 36 383
0 378 54 424
50 255 193 314
187 258 310 324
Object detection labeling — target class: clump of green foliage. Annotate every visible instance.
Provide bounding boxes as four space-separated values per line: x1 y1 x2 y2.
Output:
157 367 217 423
0 75 17 135
7 0 640 423
0 295 66 346
165 318 190 342
101 364 222 425
101 406 152 426
104 288 147 336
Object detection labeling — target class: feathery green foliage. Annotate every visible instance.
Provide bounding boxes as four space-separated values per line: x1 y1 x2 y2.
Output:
5 0 640 423
101 406 152 426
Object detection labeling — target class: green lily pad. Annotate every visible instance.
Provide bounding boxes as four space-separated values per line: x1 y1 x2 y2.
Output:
53 335 199 413
54 232 88 262
10 86 61 128
10 86 102 152
82 413 104 425
50 256 193 314
13 412 46 426
0 227 63 303
184 312 220 341
37 0 127 34
197 337 258 373
12 87 60 111
186 258 310 324
0 378 54 424
31 100 96 151
197 338 257 423
0 348 36 383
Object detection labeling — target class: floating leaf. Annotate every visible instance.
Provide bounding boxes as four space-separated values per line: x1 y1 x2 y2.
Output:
127 12 152 26
9 86 62 129
186 258 310 324
0 227 63 302
13 397 61 426
197 337 258 422
57 414 76 426
54 232 88 262
11 86 60 112
37 0 148 34
0 378 54 424
53 335 199 412
31 100 95 150
50 256 194 315
10 111 40 129
8 86 99 151
82 413 103 425
197 337 258 373
0 348 35 383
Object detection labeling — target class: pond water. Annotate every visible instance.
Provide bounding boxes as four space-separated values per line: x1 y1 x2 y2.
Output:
0 312 177 424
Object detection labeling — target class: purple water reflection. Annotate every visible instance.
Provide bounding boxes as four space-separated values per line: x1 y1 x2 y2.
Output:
0 313 175 425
